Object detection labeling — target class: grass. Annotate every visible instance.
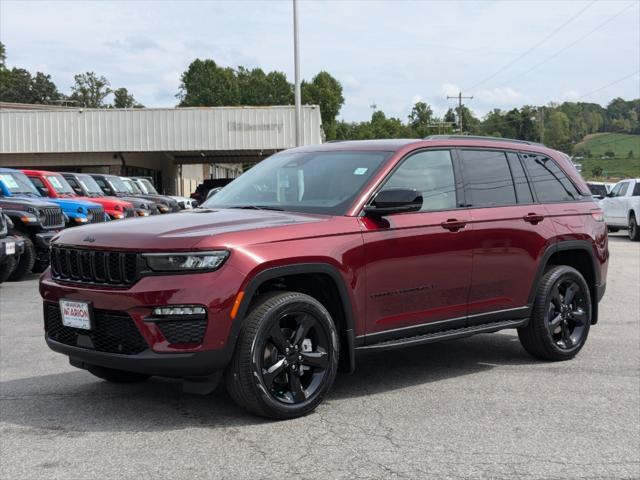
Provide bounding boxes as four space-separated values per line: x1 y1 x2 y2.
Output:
574 133 640 180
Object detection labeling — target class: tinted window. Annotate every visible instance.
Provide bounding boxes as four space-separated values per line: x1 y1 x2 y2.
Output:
383 150 456 211
507 152 533 204
633 182 640 196
521 154 581 202
461 150 516 206
609 182 622 197
617 182 629 196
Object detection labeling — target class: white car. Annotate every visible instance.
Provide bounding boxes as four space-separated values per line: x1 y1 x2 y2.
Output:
599 178 640 241
131 177 195 209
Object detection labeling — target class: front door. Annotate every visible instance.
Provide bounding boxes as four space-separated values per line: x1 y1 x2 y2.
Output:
601 181 629 226
360 149 473 342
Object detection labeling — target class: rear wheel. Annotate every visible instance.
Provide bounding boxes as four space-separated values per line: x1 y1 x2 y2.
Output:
0 256 17 283
87 365 150 383
518 265 591 361
8 234 35 281
629 214 640 241
225 291 339 419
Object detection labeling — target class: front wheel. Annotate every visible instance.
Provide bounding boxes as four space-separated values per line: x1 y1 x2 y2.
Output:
8 234 35 281
0 256 17 283
518 265 592 361
629 215 640 241
225 291 339 419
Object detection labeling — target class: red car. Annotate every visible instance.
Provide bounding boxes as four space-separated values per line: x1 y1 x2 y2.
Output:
22 170 134 220
40 136 608 419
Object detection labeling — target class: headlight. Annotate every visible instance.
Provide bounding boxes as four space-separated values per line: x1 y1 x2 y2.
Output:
77 207 85 213
158 205 169 213
143 251 229 272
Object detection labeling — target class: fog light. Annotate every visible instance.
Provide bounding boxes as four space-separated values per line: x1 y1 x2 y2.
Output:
152 306 207 317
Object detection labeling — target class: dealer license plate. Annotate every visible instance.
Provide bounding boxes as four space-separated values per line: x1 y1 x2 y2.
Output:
60 300 92 330
5 242 15 255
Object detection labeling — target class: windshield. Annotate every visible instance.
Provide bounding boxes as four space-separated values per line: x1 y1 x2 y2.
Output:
106 176 131 194
139 178 159 194
202 150 391 215
0 171 41 196
45 175 75 195
122 178 143 195
76 174 104 195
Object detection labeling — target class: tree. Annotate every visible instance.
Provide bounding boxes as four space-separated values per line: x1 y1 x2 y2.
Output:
112 87 142 108
408 101 433 137
0 67 33 103
0 42 6 69
543 110 572 152
302 71 344 140
31 72 61 104
629 150 634 159
591 166 603 177
69 72 111 108
177 59 239 107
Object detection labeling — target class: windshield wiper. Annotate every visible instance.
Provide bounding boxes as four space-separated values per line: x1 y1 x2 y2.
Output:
228 205 284 211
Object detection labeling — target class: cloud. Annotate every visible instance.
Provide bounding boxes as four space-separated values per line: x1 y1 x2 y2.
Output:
562 90 580 101
440 83 461 98
476 87 526 104
105 36 165 53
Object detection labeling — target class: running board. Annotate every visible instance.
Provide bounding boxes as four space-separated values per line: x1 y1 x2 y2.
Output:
355 319 528 352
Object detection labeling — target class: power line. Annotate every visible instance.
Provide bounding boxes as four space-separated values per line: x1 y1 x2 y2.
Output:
503 1 637 85
575 70 640 100
466 0 597 91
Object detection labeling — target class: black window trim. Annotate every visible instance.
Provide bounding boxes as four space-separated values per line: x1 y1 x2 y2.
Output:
359 147 465 216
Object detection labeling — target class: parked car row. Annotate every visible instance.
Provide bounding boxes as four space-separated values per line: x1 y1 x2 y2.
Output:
598 178 640 241
0 168 192 282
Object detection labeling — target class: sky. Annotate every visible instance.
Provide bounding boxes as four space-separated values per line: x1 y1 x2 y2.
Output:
1 0 639 122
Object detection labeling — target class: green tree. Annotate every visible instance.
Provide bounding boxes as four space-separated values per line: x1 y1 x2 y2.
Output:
0 67 33 103
628 150 634 159
544 110 571 152
177 59 239 107
112 87 143 108
408 101 433 137
591 165 603 177
70 72 111 108
302 71 344 140
31 72 61 104
0 41 6 69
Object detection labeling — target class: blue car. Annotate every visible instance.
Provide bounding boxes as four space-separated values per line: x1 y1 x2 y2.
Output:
0 168 106 227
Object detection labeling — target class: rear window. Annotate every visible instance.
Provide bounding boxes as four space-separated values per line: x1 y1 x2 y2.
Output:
588 183 608 197
633 182 640 196
520 154 581 202
460 150 516 207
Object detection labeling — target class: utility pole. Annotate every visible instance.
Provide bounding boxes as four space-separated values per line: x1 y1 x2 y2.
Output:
293 0 302 146
447 92 473 134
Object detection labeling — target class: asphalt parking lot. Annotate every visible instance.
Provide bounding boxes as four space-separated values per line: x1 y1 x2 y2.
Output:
1 233 638 480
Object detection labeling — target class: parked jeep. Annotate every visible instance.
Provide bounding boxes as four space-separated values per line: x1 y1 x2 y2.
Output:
119 177 180 214
41 136 608 419
0 208 25 283
130 176 195 209
89 174 158 216
0 171 65 278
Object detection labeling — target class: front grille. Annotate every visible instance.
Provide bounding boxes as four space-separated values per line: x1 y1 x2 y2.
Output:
40 207 64 228
45 303 148 355
124 207 135 218
88 207 105 223
0 214 6 235
51 246 140 286
156 319 207 345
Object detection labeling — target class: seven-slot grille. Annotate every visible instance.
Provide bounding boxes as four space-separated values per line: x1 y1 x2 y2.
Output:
44 303 148 355
0 213 6 235
40 207 64 228
124 206 135 218
51 245 139 286
88 206 105 223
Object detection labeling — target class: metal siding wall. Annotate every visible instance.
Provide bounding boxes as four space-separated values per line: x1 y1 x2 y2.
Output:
0 106 322 154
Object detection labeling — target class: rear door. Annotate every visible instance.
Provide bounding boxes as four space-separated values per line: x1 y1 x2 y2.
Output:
460 149 555 321
361 149 474 340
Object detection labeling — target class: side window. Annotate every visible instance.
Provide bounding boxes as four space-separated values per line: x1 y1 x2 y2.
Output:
383 150 456 211
617 182 629 197
609 183 622 197
507 152 533 204
460 150 516 206
95 178 110 193
521 154 581 202
29 177 48 195
633 182 640 197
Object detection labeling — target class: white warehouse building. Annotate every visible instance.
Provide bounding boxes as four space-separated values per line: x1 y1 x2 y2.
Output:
0 103 324 195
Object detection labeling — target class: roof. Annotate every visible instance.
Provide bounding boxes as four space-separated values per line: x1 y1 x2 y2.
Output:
0 105 323 154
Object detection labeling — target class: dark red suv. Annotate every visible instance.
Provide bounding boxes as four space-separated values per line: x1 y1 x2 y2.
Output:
40 136 608 419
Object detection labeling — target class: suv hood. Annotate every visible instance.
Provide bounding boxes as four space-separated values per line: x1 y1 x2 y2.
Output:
0 196 61 209
53 208 328 250
39 197 102 215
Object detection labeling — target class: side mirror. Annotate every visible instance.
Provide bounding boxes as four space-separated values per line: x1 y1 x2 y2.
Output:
606 192 615 198
72 187 83 195
364 188 423 216
38 187 50 197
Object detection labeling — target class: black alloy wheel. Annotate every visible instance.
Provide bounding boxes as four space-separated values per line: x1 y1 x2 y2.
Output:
629 215 640 241
518 265 592 361
225 291 339 419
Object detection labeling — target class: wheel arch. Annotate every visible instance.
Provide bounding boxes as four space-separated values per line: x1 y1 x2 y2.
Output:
529 241 601 325
232 263 357 374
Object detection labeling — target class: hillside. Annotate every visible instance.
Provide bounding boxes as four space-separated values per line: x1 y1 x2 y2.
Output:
575 133 640 180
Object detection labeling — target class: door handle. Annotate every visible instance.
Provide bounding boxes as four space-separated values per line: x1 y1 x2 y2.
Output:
441 219 466 231
523 213 544 224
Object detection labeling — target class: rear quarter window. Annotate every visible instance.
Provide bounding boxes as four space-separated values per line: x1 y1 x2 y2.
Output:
520 154 581 202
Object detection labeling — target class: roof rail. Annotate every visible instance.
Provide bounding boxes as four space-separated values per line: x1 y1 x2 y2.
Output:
423 135 544 147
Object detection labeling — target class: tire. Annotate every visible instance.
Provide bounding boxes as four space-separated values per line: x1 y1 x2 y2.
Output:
225 291 339 420
0 256 17 283
8 234 35 281
87 365 151 383
629 214 640 241
607 226 619 233
518 265 592 361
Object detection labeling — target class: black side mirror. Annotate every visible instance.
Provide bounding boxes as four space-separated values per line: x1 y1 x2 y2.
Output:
38 187 50 197
364 188 423 216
